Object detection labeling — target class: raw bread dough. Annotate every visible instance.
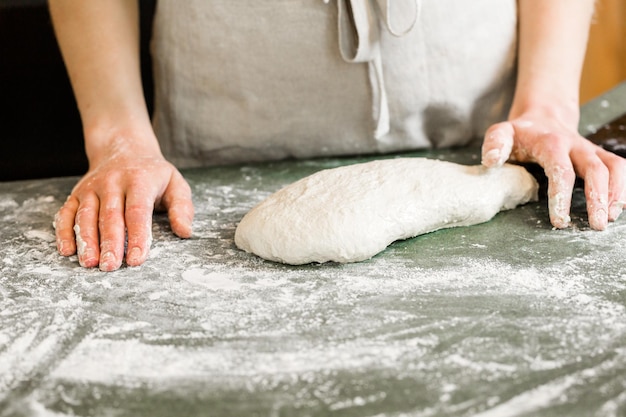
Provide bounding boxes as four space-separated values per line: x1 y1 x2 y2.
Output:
234 158 538 265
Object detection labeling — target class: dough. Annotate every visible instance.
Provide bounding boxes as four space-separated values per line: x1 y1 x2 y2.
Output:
234 158 538 265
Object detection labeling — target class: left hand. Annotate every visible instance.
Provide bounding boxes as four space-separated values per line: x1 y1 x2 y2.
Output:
481 110 626 230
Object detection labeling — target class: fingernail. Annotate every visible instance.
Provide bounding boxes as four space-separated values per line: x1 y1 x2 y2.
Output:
57 239 67 255
79 247 97 268
549 194 571 228
99 251 116 271
591 208 608 230
553 214 571 229
58 240 75 256
588 204 608 230
552 207 571 228
609 201 624 222
482 149 501 167
126 247 143 265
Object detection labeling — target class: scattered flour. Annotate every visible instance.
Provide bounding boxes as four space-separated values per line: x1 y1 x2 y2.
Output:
24 230 56 243
182 268 244 291
2 155 626 416
72 224 86 258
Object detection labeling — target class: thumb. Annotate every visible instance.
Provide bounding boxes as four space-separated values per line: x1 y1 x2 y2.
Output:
481 122 515 168
162 172 195 239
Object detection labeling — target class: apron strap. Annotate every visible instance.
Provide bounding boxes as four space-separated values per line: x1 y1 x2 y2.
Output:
333 0 419 139
374 0 420 37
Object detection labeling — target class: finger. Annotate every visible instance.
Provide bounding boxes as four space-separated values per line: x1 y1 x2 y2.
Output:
599 151 626 222
534 136 576 229
584 162 610 230
161 173 194 239
481 122 515 168
124 190 155 267
54 196 79 256
583 165 609 230
98 191 126 272
572 147 609 230
74 193 101 268
545 164 575 229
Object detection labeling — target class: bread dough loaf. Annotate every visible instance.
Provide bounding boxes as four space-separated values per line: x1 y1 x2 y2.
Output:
234 158 538 265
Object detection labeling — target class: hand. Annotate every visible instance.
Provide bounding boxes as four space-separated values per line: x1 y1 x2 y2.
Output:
481 110 626 230
54 150 194 271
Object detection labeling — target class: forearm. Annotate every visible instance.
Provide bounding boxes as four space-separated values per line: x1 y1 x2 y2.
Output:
511 0 595 124
48 0 159 165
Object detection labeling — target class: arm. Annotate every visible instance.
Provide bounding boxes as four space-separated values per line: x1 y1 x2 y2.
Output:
49 1 194 271
481 0 625 230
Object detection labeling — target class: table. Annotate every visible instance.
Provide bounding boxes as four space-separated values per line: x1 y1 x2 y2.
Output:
1 84 625 417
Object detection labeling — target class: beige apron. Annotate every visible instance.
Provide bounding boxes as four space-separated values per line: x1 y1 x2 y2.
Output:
151 0 517 168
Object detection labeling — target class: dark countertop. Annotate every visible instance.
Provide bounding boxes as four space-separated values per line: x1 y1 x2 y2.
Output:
1 83 626 416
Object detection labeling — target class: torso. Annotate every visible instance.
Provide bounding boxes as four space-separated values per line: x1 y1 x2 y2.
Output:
151 0 518 167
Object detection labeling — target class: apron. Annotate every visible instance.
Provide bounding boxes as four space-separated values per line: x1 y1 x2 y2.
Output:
151 0 518 167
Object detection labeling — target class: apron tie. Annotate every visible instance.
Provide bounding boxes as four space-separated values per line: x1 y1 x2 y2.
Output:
327 0 420 139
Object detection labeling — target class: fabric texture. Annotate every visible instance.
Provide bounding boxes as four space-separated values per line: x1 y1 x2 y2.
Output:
151 0 518 168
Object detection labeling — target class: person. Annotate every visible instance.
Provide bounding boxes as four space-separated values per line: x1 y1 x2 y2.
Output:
48 0 625 272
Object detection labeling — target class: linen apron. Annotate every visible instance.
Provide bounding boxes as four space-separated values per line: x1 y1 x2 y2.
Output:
151 0 517 168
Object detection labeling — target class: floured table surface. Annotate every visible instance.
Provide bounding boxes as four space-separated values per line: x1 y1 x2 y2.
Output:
587 111 626 157
1 147 626 417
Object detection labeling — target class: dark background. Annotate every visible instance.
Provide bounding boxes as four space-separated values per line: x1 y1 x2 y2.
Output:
0 0 156 181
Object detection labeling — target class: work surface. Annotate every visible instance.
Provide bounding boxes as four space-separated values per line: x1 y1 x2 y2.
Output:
1 146 626 417
2 82 626 417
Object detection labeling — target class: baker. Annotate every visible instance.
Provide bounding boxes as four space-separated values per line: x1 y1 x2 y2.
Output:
49 0 625 271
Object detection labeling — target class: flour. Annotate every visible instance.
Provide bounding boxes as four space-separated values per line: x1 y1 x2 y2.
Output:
182 268 243 291
0 198 18 210
235 158 538 264
24 230 56 243
43 249 626 415
2 155 626 416
72 224 87 259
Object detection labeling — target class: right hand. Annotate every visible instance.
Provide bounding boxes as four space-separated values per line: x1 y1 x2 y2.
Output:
54 147 194 272
482 107 625 231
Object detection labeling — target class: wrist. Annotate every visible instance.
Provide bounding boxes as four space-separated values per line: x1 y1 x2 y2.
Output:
83 118 162 168
509 94 580 129
510 73 582 129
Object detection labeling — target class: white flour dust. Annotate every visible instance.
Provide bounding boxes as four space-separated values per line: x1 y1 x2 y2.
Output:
3 167 626 416
182 268 243 291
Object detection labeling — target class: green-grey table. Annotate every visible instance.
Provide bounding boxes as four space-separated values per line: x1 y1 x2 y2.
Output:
1 83 626 417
